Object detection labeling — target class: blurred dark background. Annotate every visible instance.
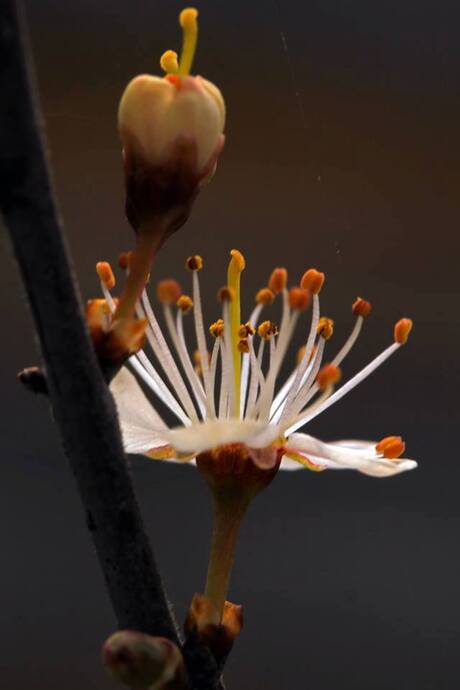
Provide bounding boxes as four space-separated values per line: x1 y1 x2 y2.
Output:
1 0 459 688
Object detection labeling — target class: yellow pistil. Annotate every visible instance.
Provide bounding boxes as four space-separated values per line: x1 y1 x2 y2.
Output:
160 49 179 75
178 8 199 76
227 249 246 416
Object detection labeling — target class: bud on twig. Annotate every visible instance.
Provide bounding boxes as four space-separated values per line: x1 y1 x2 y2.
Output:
102 630 186 689
185 593 243 662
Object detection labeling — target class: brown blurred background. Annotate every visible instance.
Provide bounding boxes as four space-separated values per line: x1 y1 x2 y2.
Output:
1 0 459 688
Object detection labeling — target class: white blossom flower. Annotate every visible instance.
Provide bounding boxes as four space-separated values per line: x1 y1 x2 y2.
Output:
98 250 417 480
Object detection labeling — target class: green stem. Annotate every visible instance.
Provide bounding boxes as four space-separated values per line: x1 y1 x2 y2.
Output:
204 491 250 623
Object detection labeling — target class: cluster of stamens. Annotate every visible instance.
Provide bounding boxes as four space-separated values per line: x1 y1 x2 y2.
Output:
93 249 412 460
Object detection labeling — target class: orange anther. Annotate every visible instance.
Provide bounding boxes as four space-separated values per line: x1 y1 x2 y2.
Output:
156 279 182 304
352 297 372 318
255 288 275 305
376 436 406 459
238 322 255 338
186 255 203 271
237 338 250 353
288 287 310 311
217 286 235 302
394 318 413 344
209 319 224 337
317 317 334 340
258 320 279 339
268 268 287 294
118 252 132 271
96 261 116 290
300 268 325 294
317 363 341 390
177 295 193 313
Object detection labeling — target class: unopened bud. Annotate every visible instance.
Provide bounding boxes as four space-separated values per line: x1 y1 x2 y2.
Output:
184 593 243 662
102 630 184 689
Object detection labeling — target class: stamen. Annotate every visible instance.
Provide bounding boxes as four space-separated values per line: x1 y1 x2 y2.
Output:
178 7 199 76
275 293 321 422
238 322 255 338
394 318 413 344
160 49 179 75
130 352 190 426
300 268 325 294
163 304 207 418
157 279 182 304
217 286 235 303
317 363 342 390
227 249 246 417
317 317 334 340
284 341 401 434
96 261 116 290
186 254 203 272
138 290 200 421
376 436 405 459
209 319 224 338
190 267 216 418
288 287 310 311
255 288 275 305
177 294 193 313
258 321 279 339
268 268 287 294
352 297 372 318
118 252 131 271
238 338 250 354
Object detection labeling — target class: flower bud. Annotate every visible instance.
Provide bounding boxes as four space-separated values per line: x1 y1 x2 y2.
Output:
118 9 225 239
119 73 225 175
102 630 184 689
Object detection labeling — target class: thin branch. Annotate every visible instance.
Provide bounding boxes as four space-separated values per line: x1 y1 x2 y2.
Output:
0 4 224 688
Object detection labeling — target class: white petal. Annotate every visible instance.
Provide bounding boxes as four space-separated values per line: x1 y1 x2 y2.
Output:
284 433 417 478
110 367 169 455
164 419 280 455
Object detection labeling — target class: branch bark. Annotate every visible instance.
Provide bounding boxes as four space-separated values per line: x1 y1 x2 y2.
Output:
0 2 223 688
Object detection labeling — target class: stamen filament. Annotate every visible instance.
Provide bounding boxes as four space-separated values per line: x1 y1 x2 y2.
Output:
284 342 401 434
192 271 216 417
163 305 207 418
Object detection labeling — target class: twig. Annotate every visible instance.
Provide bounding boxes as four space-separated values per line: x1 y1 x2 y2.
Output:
0 4 224 688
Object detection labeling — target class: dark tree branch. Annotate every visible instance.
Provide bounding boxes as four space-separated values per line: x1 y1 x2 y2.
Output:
0 4 225 687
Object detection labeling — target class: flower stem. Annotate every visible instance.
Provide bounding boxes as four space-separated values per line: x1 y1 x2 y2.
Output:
204 490 250 623
115 230 161 320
